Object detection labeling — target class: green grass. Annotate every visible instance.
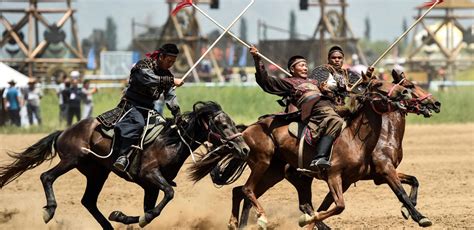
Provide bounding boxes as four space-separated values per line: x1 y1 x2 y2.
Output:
455 67 474 81
1 86 472 133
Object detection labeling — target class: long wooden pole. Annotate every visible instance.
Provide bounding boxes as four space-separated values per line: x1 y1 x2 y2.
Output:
350 0 442 91
180 0 255 81
191 3 292 76
371 0 442 68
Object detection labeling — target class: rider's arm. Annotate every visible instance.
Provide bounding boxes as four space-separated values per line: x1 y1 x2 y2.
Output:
164 88 180 117
252 55 292 97
131 67 174 90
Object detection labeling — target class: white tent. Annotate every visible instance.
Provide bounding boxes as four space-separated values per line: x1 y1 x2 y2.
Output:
0 62 29 88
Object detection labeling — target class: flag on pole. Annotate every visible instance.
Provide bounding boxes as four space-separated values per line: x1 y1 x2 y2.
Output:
238 46 247 67
422 0 443 8
87 46 96 70
227 43 235 66
171 0 193 16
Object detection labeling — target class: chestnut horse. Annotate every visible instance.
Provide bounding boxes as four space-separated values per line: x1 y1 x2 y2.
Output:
0 101 249 229
235 70 441 229
190 77 414 228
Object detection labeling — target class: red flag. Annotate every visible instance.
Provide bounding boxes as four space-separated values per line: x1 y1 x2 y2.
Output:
422 0 443 8
171 0 193 16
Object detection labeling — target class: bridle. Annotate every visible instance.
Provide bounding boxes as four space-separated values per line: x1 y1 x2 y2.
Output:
396 78 434 115
175 111 242 163
202 111 243 146
358 79 404 115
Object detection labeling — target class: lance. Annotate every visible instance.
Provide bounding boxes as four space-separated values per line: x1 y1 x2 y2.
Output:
350 0 443 91
187 2 292 76
172 0 255 81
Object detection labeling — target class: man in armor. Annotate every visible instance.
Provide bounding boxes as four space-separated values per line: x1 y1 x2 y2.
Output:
250 45 337 171
113 43 184 172
308 45 373 170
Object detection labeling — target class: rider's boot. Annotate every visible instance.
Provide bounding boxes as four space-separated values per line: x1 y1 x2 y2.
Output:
309 135 335 170
113 147 130 172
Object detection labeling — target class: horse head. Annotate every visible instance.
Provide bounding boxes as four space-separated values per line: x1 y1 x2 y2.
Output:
391 69 441 117
183 101 250 160
354 75 412 114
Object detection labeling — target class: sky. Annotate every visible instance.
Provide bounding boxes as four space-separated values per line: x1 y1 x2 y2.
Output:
1 0 467 50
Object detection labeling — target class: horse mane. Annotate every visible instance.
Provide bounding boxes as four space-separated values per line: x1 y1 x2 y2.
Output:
160 101 222 146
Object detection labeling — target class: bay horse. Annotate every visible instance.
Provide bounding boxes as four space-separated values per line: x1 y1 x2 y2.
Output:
189 76 415 229
0 101 249 229
236 69 442 229
223 71 439 229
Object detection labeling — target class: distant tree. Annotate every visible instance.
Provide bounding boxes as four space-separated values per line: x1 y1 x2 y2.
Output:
240 17 248 41
289 10 297 39
364 15 371 40
105 17 117 51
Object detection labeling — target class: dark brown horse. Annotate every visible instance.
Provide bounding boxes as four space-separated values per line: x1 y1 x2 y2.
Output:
0 101 249 229
190 77 414 228
220 71 440 229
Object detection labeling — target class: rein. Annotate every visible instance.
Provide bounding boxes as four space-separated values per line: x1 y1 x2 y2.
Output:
176 111 242 164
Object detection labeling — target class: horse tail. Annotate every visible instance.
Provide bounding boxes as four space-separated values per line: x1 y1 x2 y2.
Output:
0 130 62 188
189 152 247 185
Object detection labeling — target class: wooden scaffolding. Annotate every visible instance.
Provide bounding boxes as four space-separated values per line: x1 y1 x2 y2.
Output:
0 0 85 78
132 0 223 82
303 0 368 65
405 0 474 80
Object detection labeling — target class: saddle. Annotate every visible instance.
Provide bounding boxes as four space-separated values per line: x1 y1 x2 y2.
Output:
95 106 166 178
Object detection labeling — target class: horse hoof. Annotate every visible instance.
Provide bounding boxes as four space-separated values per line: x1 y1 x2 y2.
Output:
419 217 432 227
257 216 268 230
108 211 124 222
42 208 54 223
139 215 149 228
227 223 237 230
298 213 314 227
401 206 409 220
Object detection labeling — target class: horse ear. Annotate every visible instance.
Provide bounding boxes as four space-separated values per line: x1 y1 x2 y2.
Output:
391 69 403 83
360 71 370 83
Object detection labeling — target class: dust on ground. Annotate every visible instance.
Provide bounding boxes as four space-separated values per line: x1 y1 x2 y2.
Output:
0 124 473 229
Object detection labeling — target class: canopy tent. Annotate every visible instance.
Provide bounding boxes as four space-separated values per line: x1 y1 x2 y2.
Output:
0 62 29 88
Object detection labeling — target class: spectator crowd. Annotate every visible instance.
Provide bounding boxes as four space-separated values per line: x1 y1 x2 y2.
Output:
0 71 97 128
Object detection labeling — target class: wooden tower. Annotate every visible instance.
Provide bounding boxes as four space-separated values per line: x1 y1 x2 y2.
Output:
405 0 474 80
0 0 85 79
301 0 368 65
132 0 222 82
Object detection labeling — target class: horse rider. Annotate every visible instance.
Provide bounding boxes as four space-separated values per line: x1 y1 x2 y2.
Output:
307 45 374 170
250 45 332 171
113 43 184 172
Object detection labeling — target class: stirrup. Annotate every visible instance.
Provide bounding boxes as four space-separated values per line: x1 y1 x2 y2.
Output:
310 158 331 170
113 156 129 172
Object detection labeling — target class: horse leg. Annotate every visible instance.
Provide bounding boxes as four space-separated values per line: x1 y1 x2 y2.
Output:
109 189 159 225
311 181 351 230
78 166 113 230
238 160 286 229
241 161 271 229
285 167 318 230
398 172 419 219
138 168 174 228
299 175 345 227
229 186 244 229
40 159 76 223
383 169 431 227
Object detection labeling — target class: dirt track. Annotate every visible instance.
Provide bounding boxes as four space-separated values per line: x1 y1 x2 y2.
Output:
0 124 473 229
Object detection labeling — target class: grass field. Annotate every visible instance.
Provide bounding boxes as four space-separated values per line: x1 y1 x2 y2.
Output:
0 85 472 134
